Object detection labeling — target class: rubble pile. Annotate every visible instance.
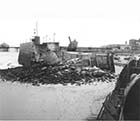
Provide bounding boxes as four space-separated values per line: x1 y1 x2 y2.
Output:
0 58 117 86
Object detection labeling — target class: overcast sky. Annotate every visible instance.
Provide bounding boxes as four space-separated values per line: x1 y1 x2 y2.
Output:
0 0 140 47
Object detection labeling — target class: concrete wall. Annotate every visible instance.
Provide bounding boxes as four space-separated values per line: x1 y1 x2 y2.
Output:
18 42 36 67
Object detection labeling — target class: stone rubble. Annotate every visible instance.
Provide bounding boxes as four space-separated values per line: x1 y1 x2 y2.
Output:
0 58 117 86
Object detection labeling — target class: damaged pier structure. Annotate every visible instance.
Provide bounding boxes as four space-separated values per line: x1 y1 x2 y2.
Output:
0 35 116 86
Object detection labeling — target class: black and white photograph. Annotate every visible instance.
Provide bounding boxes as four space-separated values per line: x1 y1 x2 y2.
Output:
0 0 140 120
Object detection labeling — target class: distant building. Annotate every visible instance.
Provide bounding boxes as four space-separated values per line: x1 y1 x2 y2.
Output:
129 39 140 51
0 42 9 48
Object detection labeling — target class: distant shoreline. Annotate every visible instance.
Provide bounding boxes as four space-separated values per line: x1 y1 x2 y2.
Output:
0 47 19 52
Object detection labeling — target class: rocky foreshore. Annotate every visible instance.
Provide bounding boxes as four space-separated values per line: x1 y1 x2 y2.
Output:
0 58 117 86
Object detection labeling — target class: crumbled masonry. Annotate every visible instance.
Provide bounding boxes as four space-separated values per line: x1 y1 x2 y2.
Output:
0 58 117 86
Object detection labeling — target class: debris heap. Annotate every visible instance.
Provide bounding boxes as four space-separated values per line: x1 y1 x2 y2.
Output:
0 58 117 86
